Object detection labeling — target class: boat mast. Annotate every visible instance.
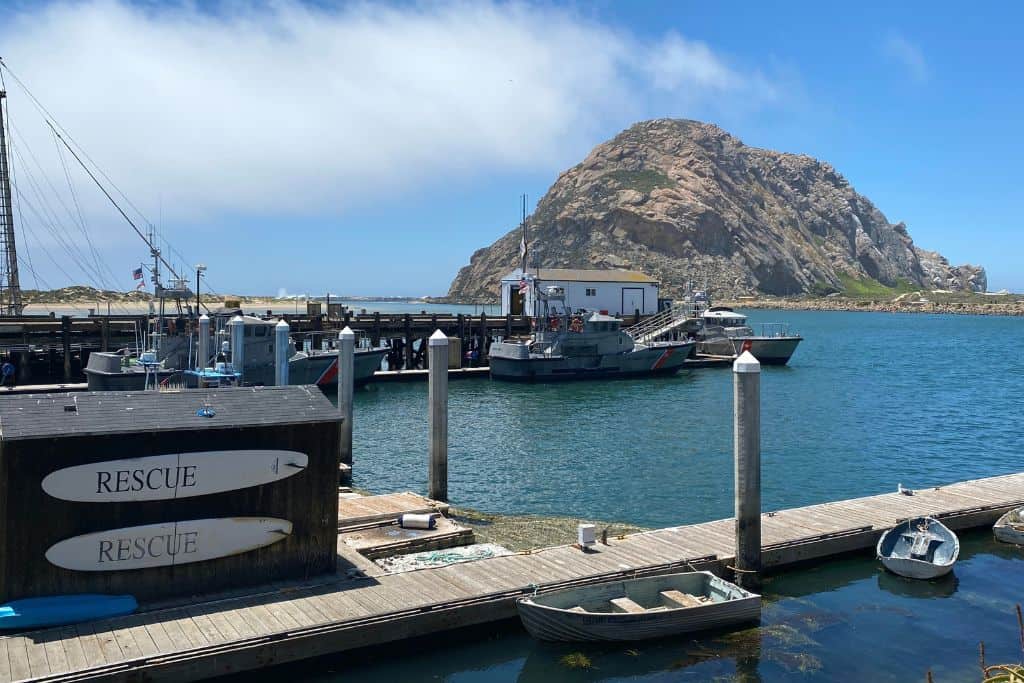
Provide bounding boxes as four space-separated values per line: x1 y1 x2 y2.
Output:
0 90 23 316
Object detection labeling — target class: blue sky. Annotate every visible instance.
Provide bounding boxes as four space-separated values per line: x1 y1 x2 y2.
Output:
0 0 1020 296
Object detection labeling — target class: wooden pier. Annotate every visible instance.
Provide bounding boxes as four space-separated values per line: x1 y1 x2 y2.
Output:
1 471 1020 683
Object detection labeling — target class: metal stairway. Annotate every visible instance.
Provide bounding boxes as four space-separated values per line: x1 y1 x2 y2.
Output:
624 301 702 343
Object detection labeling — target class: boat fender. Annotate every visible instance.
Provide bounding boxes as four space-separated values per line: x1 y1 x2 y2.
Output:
399 513 437 530
740 340 753 353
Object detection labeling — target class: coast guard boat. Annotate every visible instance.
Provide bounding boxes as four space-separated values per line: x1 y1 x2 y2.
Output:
488 284 693 382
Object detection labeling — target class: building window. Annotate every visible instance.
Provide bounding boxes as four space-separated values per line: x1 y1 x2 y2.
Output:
585 288 596 296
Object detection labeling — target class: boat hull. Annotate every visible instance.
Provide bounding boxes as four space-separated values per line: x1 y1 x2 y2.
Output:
490 342 694 382
285 348 387 387
84 367 177 391
0 594 137 630
993 507 1024 545
876 517 959 579
697 336 802 365
517 571 760 642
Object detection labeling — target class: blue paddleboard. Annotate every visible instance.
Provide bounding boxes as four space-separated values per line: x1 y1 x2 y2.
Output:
0 594 137 629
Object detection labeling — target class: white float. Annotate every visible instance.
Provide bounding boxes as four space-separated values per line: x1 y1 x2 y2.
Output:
45 517 293 571
41 450 308 502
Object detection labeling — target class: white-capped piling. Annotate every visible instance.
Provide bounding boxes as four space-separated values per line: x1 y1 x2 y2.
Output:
733 350 761 589
229 315 245 382
275 320 290 386
197 314 210 370
338 327 355 478
428 329 449 501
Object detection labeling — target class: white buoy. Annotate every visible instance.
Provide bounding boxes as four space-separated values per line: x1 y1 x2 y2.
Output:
275 319 290 386
228 315 245 381
197 314 210 370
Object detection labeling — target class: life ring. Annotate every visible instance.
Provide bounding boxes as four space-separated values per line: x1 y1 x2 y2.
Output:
548 316 561 332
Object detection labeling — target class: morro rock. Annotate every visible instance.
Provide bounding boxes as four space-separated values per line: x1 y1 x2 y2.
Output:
446 119 985 301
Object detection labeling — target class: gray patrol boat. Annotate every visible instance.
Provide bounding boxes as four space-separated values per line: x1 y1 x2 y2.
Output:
489 284 694 382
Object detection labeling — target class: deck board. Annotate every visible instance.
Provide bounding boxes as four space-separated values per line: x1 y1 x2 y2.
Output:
3 471 1022 683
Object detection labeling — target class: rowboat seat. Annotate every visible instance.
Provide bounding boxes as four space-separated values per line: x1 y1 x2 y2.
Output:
660 590 702 608
609 597 645 613
906 533 941 559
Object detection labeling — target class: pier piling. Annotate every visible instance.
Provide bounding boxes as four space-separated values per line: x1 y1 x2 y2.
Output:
338 326 355 484
198 314 209 370
229 315 245 382
428 329 449 501
60 315 71 381
733 349 761 589
275 319 290 386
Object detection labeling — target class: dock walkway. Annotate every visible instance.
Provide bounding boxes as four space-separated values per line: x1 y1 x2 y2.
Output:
2 472 1021 682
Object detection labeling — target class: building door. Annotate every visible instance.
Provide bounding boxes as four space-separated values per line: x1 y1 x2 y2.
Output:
510 286 523 315
621 288 644 316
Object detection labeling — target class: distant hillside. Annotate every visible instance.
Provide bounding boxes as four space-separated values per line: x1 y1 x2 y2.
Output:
447 119 985 301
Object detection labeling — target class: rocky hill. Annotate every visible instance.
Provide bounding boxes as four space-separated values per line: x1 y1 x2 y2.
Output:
447 119 985 301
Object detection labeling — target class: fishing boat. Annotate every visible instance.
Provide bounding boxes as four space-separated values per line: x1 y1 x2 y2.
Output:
876 517 959 579
516 571 760 642
993 507 1024 545
0 594 137 630
87 313 387 390
488 282 694 382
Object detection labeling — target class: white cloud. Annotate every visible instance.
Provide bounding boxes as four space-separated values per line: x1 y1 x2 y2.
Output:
0 1 779 238
882 33 929 83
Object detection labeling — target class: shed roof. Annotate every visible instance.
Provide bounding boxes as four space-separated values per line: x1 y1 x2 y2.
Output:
0 385 339 441
502 268 657 284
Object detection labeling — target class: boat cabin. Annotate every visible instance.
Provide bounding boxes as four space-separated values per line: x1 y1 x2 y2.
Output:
500 268 660 317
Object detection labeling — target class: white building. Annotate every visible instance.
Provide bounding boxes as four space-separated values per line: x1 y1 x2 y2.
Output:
499 268 660 317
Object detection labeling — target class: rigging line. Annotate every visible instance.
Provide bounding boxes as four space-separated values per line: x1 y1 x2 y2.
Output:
0 61 167 257
44 120 185 283
9 141 110 288
50 125 116 289
0 61 189 284
2 59 207 316
10 123 114 290
13 205 78 286
13 185 104 288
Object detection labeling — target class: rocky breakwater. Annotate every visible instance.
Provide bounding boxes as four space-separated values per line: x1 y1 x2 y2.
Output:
447 119 984 301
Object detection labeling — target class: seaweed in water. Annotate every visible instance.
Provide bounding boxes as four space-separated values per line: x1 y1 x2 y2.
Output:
559 652 593 670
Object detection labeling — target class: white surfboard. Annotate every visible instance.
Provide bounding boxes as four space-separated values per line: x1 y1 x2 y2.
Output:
41 450 308 502
45 517 293 571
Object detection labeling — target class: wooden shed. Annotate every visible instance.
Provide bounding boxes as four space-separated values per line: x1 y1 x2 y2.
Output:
0 386 340 603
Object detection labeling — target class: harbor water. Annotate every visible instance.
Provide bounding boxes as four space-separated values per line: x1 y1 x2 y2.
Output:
308 310 1024 680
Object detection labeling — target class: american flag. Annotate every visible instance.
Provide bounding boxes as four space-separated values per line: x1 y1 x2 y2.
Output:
518 278 528 294
132 267 143 280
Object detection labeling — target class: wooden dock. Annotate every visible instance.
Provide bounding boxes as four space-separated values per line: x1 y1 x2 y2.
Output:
2 471 1020 683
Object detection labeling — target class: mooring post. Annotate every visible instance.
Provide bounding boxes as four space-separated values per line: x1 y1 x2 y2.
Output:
228 315 245 383
274 320 290 386
61 315 72 381
197 314 210 370
403 314 414 370
428 329 449 501
338 326 355 482
101 317 110 352
733 350 761 589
